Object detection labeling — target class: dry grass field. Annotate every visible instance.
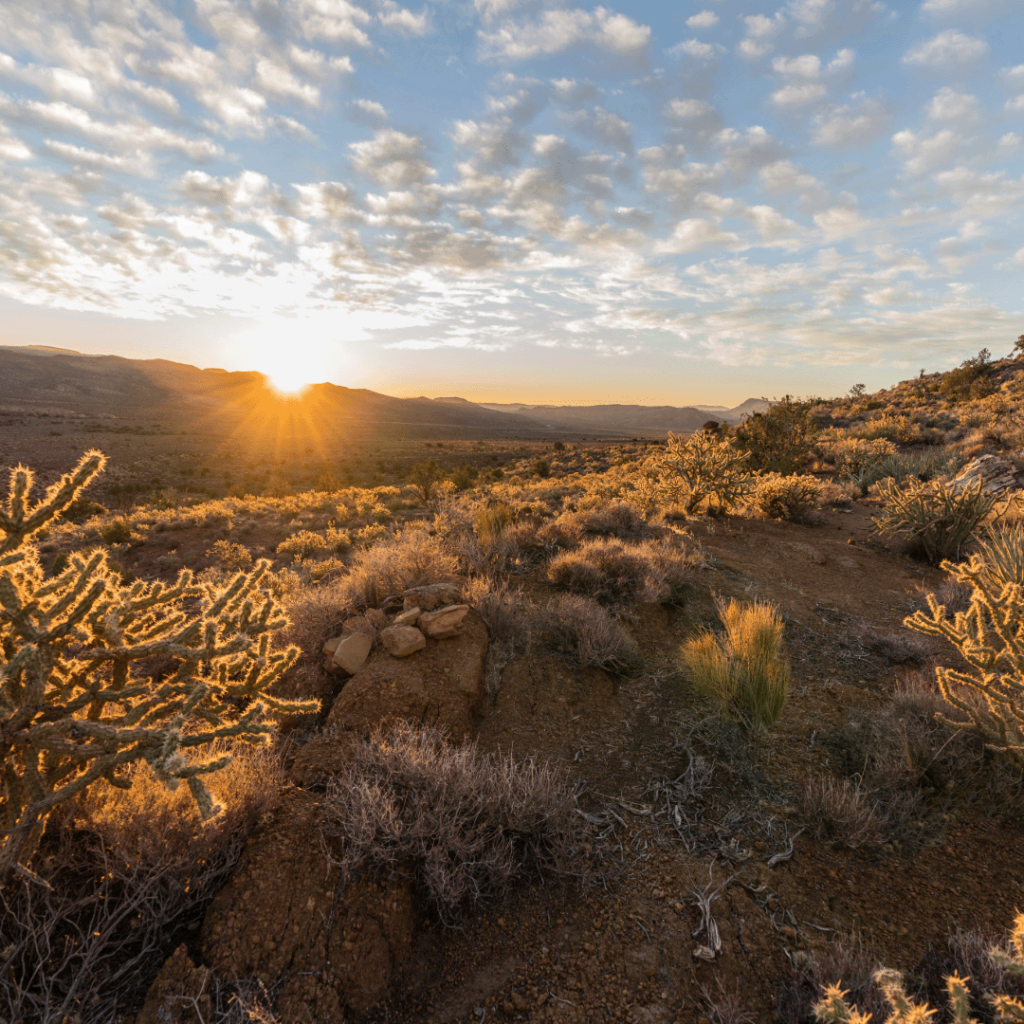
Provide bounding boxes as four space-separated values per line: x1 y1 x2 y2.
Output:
6 350 1024 1024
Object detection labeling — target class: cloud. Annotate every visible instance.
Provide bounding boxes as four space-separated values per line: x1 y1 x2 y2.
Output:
655 217 742 254
378 1 430 35
737 13 785 59
478 7 651 65
812 95 890 147
926 86 979 125
669 39 725 60
350 98 388 125
903 30 988 71
892 127 966 176
294 0 373 45
772 83 827 107
0 125 32 161
349 129 436 188
686 11 719 29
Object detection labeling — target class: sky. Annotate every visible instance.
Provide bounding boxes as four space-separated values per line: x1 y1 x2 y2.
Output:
0 0 1022 406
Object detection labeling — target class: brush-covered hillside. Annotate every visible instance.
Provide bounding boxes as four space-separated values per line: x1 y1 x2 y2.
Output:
5 343 1024 1024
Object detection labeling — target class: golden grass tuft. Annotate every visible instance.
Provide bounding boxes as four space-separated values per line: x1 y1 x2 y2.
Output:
682 597 789 730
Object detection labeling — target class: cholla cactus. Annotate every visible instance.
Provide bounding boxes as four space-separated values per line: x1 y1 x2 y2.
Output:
658 430 751 514
904 528 1024 764
815 914 1024 1023
0 452 316 876
873 476 996 565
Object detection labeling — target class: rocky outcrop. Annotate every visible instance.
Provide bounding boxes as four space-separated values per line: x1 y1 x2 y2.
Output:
199 788 416 1020
952 454 1024 495
327 608 488 743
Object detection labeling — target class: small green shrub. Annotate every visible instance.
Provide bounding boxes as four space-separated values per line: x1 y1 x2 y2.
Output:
682 598 789 731
939 348 996 404
531 458 551 479
873 477 997 564
450 464 479 491
408 459 443 502
749 473 821 522
657 430 751 514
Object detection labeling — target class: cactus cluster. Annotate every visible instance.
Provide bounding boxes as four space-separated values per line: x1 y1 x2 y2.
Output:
0 451 316 876
815 913 1024 1022
657 429 752 514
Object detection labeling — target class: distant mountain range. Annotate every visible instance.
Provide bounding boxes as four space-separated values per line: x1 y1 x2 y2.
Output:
0 345 765 438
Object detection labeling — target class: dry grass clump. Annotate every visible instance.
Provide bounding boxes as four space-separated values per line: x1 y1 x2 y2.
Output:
276 527 350 561
682 598 789 731
1 743 283 1024
320 725 597 925
464 577 535 696
748 473 822 522
546 537 694 605
534 594 640 674
209 539 254 572
798 775 887 849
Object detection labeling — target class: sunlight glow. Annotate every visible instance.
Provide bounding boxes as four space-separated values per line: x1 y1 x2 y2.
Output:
233 314 351 394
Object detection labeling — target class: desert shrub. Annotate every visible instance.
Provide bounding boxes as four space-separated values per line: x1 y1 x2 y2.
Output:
818 436 897 475
0 452 314 876
556 499 649 538
450 464 479 491
939 348 996 404
464 577 534 696
873 476 996 564
0 742 283 1024
99 516 133 544
338 528 459 610
905 526 1024 765
320 725 596 925
531 457 551 478
57 497 107 523
276 529 329 560
534 594 640 673
408 459 443 502
546 537 694 606
210 539 254 572
681 598 789 731
474 499 515 547
814 914 1024 1023
749 473 821 522
857 449 968 496
733 396 817 474
657 430 752 514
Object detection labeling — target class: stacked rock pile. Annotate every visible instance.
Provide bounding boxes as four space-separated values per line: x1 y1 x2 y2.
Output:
322 582 470 676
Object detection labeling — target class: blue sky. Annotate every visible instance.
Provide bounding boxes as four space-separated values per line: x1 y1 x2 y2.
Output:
0 0 1021 404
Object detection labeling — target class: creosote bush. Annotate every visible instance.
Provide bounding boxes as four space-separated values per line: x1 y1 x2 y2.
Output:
733 396 817 475
682 598 789 731
873 476 997 564
320 725 597 925
0 451 316 877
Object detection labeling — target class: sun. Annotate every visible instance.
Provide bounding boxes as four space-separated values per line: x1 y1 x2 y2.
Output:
233 316 339 395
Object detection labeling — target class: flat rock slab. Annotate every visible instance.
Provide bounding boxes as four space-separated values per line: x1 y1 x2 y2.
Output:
381 624 427 657
403 583 461 611
200 788 415 1019
419 603 469 639
327 609 488 743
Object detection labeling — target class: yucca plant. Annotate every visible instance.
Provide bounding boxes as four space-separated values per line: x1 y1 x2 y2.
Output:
0 451 316 877
682 597 789 730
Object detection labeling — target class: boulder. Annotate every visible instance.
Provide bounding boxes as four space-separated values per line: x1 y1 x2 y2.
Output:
393 606 422 627
419 603 469 640
952 454 1024 495
200 788 415 1019
403 583 461 611
342 615 377 638
380 624 427 658
365 608 389 630
328 609 488 743
289 727 363 787
333 632 373 675
323 635 344 656
135 944 211 1024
